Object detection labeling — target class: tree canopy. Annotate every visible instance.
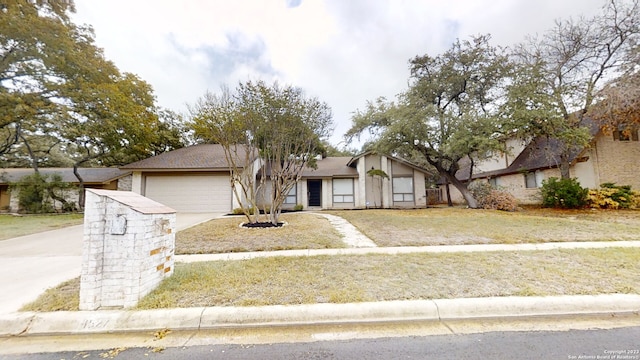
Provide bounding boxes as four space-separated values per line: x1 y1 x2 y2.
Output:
190 80 333 224
347 35 512 208
0 0 185 167
506 0 640 178
1 0 186 206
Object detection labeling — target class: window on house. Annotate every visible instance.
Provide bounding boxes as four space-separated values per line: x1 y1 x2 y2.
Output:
488 178 498 188
393 177 414 202
614 130 631 141
333 178 354 203
284 184 297 204
525 172 537 188
613 127 639 142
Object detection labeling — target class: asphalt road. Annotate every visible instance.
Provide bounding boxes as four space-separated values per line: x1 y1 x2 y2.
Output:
3 326 639 360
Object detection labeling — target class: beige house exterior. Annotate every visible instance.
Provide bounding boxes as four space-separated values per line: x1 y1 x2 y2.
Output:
443 124 640 205
121 144 433 213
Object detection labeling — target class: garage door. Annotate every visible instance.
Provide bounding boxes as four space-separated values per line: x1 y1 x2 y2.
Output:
144 175 232 213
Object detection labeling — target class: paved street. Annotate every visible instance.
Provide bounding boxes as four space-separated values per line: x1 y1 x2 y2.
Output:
3 326 639 359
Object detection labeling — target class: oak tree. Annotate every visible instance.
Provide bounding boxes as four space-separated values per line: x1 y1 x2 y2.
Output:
347 35 512 208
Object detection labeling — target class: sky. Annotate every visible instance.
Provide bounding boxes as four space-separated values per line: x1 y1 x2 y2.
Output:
71 0 605 149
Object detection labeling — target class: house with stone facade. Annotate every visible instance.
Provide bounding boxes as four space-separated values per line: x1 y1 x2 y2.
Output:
121 144 434 213
442 119 640 205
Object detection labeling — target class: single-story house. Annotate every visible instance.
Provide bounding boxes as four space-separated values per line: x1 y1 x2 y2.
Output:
443 119 640 204
0 168 131 212
120 144 435 213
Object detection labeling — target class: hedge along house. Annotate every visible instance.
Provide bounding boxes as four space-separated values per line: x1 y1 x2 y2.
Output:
441 118 640 205
0 168 131 212
120 144 434 213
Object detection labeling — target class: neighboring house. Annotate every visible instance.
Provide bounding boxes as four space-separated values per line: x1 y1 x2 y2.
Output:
442 119 640 204
0 168 131 212
120 144 434 213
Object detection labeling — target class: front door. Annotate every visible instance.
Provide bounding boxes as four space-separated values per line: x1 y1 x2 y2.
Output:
307 179 322 207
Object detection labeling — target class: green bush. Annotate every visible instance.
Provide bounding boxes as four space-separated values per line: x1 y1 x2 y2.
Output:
293 204 304 211
540 177 588 209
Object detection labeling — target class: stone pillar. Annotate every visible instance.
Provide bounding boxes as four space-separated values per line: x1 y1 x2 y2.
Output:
80 189 176 310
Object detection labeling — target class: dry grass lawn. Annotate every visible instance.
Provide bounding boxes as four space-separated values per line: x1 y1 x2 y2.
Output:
0 213 84 240
328 208 640 246
24 247 640 311
176 213 345 254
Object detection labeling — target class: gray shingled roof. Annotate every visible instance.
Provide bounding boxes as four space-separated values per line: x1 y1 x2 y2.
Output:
455 116 602 181
120 144 254 170
303 157 358 177
258 157 358 178
0 168 129 184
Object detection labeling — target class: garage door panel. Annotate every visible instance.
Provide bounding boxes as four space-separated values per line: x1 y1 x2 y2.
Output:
144 175 231 212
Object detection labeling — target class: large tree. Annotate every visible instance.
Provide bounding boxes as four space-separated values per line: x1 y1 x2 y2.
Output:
506 0 640 179
588 45 640 132
190 80 333 225
1 0 185 207
347 35 512 208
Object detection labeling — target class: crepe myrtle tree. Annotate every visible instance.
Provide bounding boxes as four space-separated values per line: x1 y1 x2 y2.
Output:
347 35 512 208
190 80 333 225
237 81 332 225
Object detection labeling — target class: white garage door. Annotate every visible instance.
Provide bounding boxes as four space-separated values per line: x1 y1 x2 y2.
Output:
144 175 232 213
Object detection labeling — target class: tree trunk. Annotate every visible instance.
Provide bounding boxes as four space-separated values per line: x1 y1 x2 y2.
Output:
445 183 453 207
73 164 86 210
442 172 478 208
559 153 571 179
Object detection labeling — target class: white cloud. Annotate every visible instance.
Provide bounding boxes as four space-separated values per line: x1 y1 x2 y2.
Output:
72 0 608 148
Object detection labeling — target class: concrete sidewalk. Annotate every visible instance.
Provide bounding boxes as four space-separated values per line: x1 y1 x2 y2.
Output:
176 240 640 262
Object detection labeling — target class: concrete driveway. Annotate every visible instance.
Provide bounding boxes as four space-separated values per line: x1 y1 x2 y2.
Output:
0 213 222 314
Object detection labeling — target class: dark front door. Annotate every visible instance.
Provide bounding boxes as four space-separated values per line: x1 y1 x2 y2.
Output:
307 179 322 207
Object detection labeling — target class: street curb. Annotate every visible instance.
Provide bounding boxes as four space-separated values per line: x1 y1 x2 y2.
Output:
1 294 638 337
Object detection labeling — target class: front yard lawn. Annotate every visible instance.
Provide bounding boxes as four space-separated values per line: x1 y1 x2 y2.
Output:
24 247 640 311
328 208 640 246
0 213 84 241
176 212 346 254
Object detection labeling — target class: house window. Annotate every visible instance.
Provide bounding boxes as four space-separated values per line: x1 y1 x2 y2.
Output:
613 127 639 142
333 178 354 203
524 172 537 188
284 184 297 204
488 178 498 188
393 177 414 202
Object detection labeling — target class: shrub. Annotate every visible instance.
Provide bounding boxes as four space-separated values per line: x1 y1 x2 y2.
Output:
540 177 588 209
468 181 493 203
588 183 638 209
11 173 75 213
481 190 518 211
232 207 256 215
468 180 518 211
293 204 304 211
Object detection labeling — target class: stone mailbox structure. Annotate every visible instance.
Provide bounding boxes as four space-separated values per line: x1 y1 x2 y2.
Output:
80 189 176 310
